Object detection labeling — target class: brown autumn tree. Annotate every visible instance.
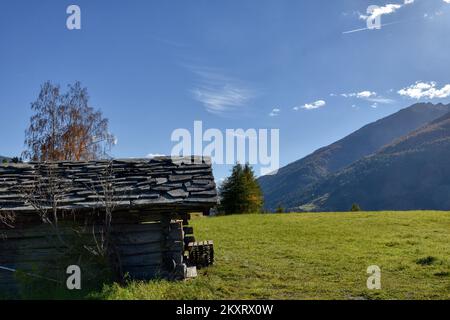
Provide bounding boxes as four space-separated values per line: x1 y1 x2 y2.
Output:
23 81 115 161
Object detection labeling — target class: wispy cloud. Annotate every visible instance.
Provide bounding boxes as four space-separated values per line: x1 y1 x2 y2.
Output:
340 91 395 104
189 66 256 116
341 91 377 99
294 100 326 110
398 81 450 99
269 108 281 117
367 97 396 104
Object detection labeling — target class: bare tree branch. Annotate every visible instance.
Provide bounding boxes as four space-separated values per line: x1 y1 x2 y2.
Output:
23 81 115 162
0 211 15 230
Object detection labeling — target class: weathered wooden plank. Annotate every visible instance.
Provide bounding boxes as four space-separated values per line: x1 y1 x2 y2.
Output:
0 237 64 250
118 238 183 254
0 248 64 264
183 226 194 235
1 222 163 240
1 226 78 240
113 230 183 245
112 223 162 234
1 229 182 255
120 252 162 267
113 231 162 245
167 227 183 241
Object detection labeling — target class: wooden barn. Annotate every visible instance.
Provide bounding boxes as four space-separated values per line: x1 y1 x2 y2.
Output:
0 156 217 294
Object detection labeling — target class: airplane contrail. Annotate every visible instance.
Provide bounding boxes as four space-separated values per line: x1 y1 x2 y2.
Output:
342 20 404 34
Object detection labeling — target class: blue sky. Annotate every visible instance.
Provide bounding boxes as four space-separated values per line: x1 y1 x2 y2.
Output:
1 0 450 181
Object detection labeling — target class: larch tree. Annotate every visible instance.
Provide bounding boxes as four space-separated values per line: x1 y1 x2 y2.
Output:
23 81 115 161
219 163 264 215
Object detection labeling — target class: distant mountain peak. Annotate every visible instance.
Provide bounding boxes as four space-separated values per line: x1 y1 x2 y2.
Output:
301 109 450 211
259 102 450 211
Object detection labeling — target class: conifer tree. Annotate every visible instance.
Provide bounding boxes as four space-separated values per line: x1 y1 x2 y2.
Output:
219 163 263 215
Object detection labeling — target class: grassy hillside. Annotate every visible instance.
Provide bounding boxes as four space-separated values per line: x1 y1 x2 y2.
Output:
95 211 450 300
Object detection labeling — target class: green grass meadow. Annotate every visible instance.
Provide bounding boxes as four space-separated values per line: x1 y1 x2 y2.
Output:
95 211 450 300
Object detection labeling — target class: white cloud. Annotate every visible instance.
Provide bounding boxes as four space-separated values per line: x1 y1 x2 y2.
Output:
295 100 326 110
189 67 256 115
341 90 395 104
269 108 281 117
341 91 377 98
192 86 253 115
398 81 450 99
357 91 377 98
359 1 416 21
423 6 447 20
367 97 396 104
359 4 403 21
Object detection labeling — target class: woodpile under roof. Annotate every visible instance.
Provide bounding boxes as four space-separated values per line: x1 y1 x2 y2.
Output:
0 156 218 213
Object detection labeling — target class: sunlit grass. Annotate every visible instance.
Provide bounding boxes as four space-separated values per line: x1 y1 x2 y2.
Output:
97 211 450 300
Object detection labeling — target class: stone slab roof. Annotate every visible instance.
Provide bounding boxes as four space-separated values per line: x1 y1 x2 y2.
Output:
0 157 217 213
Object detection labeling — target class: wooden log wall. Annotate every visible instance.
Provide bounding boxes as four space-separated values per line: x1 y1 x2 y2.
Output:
0 210 188 295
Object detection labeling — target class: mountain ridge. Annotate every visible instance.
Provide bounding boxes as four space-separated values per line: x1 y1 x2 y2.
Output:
259 102 450 210
297 110 450 211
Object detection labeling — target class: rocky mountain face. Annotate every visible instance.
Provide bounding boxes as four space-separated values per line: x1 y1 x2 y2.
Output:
259 103 450 211
298 111 450 211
